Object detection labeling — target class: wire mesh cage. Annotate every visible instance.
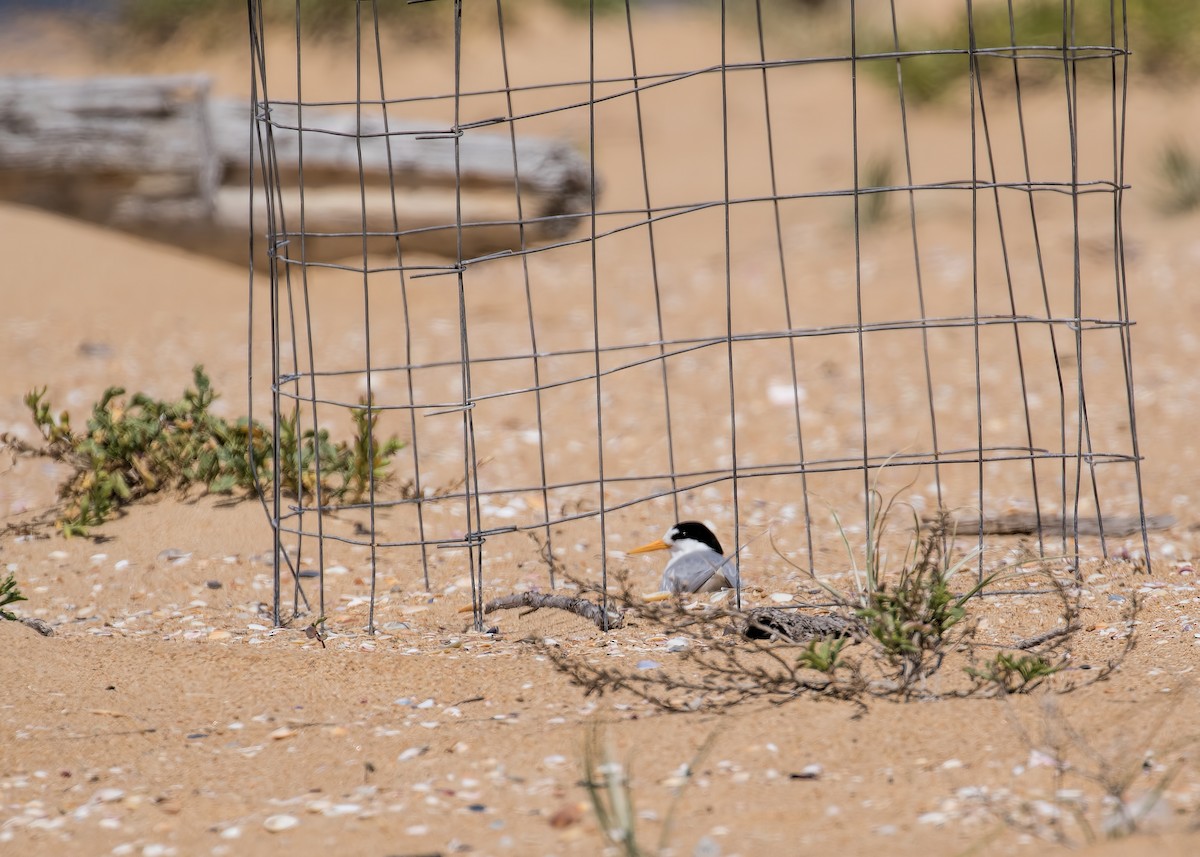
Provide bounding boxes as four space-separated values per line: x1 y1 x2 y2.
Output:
247 0 1149 631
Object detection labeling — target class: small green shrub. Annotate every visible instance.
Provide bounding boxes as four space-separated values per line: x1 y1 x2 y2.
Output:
825 492 992 689
968 651 1065 693
21 367 405 537
349 398 406 502
0 573 27 621
797 636 850 673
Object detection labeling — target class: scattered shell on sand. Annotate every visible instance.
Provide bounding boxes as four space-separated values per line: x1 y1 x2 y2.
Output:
323 803 362 817
263 814 299 832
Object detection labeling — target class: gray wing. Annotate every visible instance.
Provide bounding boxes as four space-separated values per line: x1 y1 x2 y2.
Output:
664 549 738 594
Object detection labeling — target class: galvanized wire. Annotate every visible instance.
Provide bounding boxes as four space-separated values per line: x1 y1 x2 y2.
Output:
248 0 1152 630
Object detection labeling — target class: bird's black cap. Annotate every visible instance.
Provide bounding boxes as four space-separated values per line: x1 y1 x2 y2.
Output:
669 521 723 555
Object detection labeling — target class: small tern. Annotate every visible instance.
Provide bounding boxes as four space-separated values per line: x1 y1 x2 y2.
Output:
627 521 738 595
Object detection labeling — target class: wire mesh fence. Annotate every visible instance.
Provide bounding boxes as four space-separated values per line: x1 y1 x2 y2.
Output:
248 0 1149 631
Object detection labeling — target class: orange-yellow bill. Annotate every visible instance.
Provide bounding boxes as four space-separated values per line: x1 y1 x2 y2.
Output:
627 538 668 555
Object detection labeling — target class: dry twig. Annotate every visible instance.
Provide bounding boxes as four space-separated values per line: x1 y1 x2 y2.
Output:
477 592 625 631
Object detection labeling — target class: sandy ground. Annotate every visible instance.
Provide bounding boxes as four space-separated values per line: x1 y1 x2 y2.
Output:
4 4 1200 856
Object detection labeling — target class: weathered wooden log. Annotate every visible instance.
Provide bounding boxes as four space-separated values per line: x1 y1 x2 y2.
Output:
0 75 594 262
212 99 593 260
0 75 220 227
212 184 568 261
214 100 590 207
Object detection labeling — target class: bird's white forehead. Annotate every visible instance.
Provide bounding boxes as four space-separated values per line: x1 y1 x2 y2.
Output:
665 530 710 553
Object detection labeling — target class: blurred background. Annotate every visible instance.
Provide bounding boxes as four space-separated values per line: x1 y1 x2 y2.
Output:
2 1 1199 576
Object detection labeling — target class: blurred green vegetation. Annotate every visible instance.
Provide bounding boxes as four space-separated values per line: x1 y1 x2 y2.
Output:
117 0 840 40
554 0 630 15
114 0 1200 81
864 0 1200 104
1156 141 1200 215
119 0 445 42
561 0 835 15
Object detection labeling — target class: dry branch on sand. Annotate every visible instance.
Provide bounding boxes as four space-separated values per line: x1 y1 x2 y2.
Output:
474 592 625 631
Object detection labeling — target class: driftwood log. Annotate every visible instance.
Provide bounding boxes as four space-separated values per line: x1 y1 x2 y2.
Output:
0 75 593 262
929 512 1176 538
0 75 220 231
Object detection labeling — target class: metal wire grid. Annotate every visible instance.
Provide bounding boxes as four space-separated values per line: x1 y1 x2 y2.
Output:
247 0 1150 631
